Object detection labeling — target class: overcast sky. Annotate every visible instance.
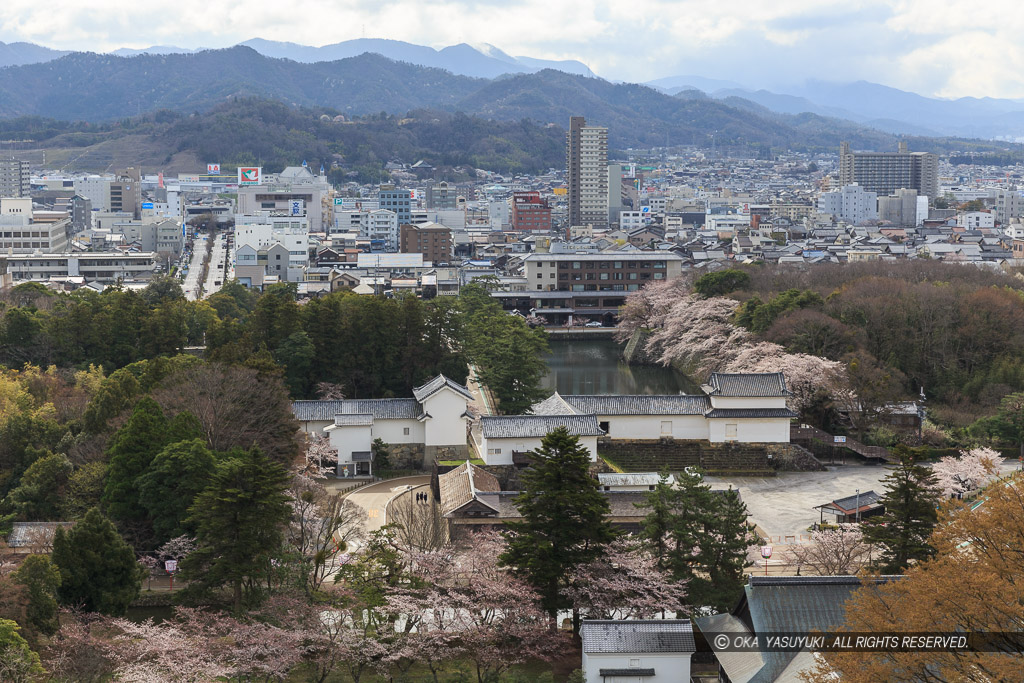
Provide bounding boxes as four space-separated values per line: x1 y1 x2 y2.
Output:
2 0 1022 99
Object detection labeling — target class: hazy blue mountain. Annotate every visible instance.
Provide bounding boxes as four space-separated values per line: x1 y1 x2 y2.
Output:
0 47 483 121
646 74 745 94
110 45 196 57
237 37 595 78
0 40 69 68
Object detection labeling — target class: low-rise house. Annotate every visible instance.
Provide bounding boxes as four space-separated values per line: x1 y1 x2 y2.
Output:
697 576 898 683
529 373 798 445
473 414 603 465
581 619 696 683
814 490 883 525
293 375 473 476
597 472 673 492
6 522 74 554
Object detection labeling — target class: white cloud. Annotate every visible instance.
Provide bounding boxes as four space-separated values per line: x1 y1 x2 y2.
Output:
2 0 1024 97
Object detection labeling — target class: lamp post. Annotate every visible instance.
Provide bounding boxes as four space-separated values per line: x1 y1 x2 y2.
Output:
760 545 773 576
164 559 178 591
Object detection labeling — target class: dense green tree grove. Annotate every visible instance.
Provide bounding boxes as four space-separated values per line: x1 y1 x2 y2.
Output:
709 261 1024 413
0 277 545 408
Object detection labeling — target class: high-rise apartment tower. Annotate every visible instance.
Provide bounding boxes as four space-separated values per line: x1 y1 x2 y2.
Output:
567 117 609 229
838 141 938 201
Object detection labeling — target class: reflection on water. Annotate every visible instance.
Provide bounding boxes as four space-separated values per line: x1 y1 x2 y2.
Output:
541 340 700 396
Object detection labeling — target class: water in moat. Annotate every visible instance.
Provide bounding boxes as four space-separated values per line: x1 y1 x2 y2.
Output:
541 339 700 396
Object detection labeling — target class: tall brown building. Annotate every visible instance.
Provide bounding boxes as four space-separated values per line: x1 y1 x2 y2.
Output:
400 222 452 264
567 116 608 229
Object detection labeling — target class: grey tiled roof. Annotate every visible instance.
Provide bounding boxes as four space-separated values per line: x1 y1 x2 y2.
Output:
330 414 374 426
565 394 711 415
597 472 670 487
742 575 899 683
412 374 473 402
339 399 422 419
706 373 791 397
438 462 501 517
7 522 74 547
819 490 881 513
292 400 348 421
480 414 604 438
529 393 578 416
471 490 648 520
704 408 799 419
581 620 696 654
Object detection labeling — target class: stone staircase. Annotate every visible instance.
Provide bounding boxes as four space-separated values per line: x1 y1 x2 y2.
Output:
790 424 891 462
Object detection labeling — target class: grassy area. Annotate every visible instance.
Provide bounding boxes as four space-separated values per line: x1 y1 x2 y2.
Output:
438 458 486 466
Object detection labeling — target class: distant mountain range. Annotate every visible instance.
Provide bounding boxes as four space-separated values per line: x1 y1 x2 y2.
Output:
645 78 1024 140
0 46 911 153
1 38 594 79
6 37 1024 140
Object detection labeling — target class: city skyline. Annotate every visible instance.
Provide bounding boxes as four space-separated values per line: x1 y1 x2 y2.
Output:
2 0 1024 99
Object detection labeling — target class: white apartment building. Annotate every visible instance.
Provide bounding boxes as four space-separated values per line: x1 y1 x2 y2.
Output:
994 189 1023 225
234 214 310 282
6 252 158 282
957 211 995 229
0 198 70 254
332 208 399 249
818 184 878 224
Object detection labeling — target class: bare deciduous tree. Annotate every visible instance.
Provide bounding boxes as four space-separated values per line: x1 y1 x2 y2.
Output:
287 476 363 596
387 488 447 552
789 525 872 575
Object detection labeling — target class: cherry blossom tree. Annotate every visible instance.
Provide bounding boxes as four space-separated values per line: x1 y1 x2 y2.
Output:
645 295 750 374
931 447 1000 498
299 434 338 478
724 341 853 414
385 531 567 683
566 536 689 619
615 276 692 341
788 525 873 576
286 475 363 597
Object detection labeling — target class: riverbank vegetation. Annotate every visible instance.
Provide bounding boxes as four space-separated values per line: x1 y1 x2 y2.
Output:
619 262 1024 450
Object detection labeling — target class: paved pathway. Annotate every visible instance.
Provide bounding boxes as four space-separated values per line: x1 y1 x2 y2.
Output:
706 458 1023 542
181 233 208 301
336 476 432 535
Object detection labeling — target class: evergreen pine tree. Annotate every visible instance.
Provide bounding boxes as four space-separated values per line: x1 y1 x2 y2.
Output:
863 446 941 573
137 438 216 544
12 554 61 636
639 470 757 613
51 508 143 615
635 469 678 564
101 397 169 523
498 427 616 624
180 446 291 610
703 488 759 612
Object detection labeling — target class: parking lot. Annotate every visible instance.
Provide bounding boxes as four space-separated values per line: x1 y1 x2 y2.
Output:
705 458 1022 541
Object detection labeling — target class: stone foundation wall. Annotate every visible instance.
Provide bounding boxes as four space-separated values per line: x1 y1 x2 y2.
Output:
598 438 777 475
387 443 426 471
427 445 469 466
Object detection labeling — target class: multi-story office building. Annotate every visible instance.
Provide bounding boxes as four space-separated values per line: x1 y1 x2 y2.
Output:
378 187 412 224
0 158 30 198
236 166 330 231
425 182 459 210
818 184 878 224
877 188 926 227
567 117 609 229
5 252 157 282
0 198 70 253
838 141 938 200
234 213 310 282
399 222 452 264
109 168 142 219
510 192 552 232
491 251 685 325
994 190 1024 225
